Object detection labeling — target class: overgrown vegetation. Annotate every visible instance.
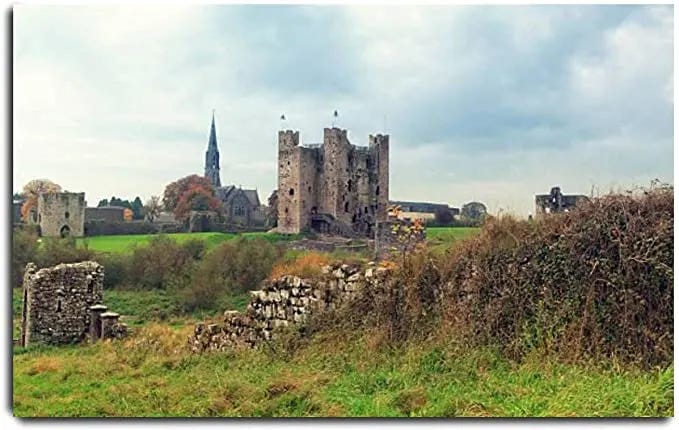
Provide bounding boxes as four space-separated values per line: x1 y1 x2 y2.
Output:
325 184 673 368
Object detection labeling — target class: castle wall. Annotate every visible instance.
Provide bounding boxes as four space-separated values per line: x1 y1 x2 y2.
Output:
276 127 389 237
20 261 104 347
37 192 86 237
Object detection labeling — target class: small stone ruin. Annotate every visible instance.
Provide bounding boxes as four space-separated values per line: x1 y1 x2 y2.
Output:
19 261 128 347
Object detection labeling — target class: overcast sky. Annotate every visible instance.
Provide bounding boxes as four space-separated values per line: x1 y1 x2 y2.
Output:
13 4 673 215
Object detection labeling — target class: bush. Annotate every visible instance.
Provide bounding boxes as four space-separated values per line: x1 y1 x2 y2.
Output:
319 185 673 368
36 236 97 268
12 228 39 288
177 237 281 311
96 252 131 290
127 235 195 290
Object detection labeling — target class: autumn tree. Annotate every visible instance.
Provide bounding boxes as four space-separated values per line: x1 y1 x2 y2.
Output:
144 195 162 223
163 175 221 222
163 175 215 212
174 186 221 222
123 208 134 222
20 179 62 221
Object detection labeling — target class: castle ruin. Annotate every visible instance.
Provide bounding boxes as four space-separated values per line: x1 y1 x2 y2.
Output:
534 186 588 218
277 127 389 237
37 192 86 237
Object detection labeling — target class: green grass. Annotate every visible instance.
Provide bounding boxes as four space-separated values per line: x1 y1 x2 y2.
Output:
426 227 480 253
77 231 302 254
12 328 673 417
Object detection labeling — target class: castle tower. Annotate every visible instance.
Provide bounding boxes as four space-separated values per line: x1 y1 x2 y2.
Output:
204 112 222 188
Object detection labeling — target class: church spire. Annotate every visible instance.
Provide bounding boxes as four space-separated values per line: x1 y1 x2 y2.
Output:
204 110 221 188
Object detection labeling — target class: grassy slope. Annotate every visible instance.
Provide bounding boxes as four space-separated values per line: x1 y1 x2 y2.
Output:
12 325 673 417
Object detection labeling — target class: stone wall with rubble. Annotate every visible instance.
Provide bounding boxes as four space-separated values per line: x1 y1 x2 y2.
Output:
189 262 393 352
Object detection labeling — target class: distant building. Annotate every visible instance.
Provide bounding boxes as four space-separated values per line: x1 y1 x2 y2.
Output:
37 192 86 237
389 200 460 223
535 186 588 218
203 113 264 227
84 206 125 223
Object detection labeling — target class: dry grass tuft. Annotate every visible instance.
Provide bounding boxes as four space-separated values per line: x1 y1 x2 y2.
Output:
270 252 332 279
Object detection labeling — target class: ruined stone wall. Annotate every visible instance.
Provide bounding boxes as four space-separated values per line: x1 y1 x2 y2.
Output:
276 127 389 237
37 192 86 237
21 261 104 346
189 263 392 352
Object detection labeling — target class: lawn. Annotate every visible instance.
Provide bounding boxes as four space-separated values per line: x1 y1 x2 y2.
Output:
76 231 302 254
12 325 673 417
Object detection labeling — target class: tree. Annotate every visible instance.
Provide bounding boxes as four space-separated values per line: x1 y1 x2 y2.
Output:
131 196 144 220
163 175 216 213
461 201 487 224
97 199 109 207
174 185 221 222
123 208 134 222
20 179 62 221
144 196 162 223
434 207 453 225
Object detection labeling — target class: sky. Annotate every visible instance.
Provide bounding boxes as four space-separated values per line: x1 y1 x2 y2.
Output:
13 4 674 216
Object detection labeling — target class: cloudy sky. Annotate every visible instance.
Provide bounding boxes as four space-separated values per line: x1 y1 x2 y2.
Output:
13 4 673 215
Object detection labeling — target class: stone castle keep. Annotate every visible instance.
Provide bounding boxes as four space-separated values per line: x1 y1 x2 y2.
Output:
277 127 389 237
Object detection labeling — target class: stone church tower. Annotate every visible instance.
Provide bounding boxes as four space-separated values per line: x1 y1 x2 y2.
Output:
204 113 221 188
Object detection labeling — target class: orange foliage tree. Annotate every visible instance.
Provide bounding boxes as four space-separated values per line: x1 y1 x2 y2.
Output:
163 175 214 211
20 179 62 221
123 208 134 222
163 175 221 222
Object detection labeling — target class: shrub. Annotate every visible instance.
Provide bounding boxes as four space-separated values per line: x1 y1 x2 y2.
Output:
12 228 39 288
36 236 96 268
96 252 131 290
177 237 281 311
315 185 673 368
436 184 674 367
127 235 195 290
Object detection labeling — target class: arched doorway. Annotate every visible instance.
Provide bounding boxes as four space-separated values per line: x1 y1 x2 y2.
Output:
59 225 71 238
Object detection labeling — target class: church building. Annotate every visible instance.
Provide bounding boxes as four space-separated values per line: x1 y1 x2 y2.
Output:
204 113 264 226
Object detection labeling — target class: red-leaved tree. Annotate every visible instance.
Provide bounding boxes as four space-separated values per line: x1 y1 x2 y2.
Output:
163 175 221 222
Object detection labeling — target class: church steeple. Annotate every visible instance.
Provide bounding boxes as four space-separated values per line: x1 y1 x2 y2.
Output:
204 110 221 188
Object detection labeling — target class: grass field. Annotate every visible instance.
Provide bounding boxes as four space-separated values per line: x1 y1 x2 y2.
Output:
12 325 672 417
76 227 480 254
75 231 302 254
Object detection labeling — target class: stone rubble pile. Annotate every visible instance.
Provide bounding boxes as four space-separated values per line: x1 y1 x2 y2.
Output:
189 262 391 352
